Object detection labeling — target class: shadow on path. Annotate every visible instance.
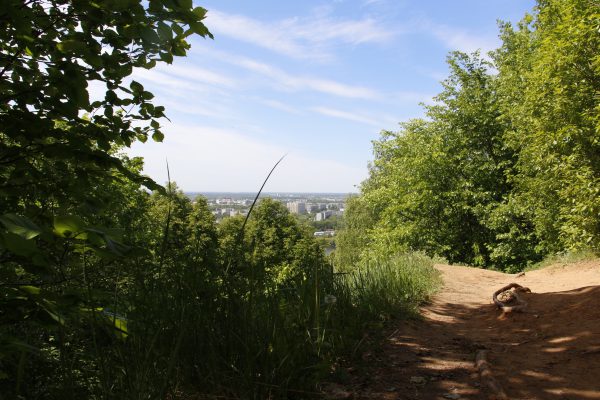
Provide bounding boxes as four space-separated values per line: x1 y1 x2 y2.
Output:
346 285 600 400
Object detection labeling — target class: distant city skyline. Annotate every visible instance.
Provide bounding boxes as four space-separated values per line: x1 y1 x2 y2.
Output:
127 0 535 192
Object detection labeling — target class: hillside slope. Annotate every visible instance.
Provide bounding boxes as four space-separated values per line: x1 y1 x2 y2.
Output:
342 260 600 399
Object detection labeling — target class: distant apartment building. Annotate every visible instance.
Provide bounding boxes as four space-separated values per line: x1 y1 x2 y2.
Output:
286 201 307 214
315 210 333 221
326 203 343 210
306 203 319 213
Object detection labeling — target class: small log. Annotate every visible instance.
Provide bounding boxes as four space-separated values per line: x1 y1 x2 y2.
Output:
475 350 508 400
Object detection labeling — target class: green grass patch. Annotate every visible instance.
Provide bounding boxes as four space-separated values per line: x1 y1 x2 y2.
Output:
525 248 599 271
340 252 442 321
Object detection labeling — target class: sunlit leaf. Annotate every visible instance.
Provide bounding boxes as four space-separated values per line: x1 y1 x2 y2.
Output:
0 214 42 239
54 215 87 239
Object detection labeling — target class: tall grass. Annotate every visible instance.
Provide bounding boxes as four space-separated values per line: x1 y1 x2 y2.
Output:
339 252 441 322
111 252 441 399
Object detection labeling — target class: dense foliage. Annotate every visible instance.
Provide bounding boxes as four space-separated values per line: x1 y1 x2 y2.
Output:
0 1 440 398
337 0 599 272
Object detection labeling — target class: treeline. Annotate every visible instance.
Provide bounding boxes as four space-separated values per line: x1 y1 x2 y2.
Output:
0 169 439 399
336 0 599 272
0 1 440 398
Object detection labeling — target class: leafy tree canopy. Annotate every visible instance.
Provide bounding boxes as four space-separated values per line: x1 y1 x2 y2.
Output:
0 0 212 215
337 0 599 272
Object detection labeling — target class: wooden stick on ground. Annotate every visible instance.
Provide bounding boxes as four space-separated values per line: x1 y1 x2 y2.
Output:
476 350 508 400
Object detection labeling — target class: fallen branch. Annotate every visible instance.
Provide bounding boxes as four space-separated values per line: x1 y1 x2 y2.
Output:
476 350 508 400
493 283 531 313
582 346 600 355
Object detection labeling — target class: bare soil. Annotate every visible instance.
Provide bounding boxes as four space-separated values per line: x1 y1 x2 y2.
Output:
337 260 600 399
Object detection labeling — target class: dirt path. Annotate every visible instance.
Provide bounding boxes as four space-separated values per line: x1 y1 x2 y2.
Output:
342 260 600 399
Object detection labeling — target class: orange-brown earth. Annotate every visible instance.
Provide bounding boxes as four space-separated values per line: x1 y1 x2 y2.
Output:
336 260 600 400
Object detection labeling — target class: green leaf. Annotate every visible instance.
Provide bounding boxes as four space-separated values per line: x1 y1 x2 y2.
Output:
40 304 65 326
172 23 184 36
130 80 144 94
57 40 87 53
189 21 210 37
192 7 208 18
18 285 41 296
160 52 173 63
105 237 130 256
140 25 160 44
157 21 172 41
0 334 40 355
54 215 87 239
179 0 193 9
0 214 42 239
152 130 164 142
0 232 38 257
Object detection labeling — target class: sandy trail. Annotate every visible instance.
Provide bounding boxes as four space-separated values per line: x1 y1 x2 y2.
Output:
344 261 600 399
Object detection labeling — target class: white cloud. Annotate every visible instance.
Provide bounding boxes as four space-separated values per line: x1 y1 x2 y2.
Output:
136 47 380 101
204 49 380 100
129 67 237 122
128 124 365 192
206 10 313 60
157 97 234 120
423 21 499 54
434 27 498 54
312 106 381 127
302 78 378 99
133 65 237 90
205 9 497 61
165 64 238 88
282 15 393 46
205 9 393 61
259 99 302 115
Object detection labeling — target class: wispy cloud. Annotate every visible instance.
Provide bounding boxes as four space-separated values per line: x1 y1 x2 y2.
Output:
259 99 302 115
204 49 380 100
205 9 393 61
434 27 498 54
283 15 393 46
423 21 499 54
134 65 237 90
304 78 378 99
164 64 238 88
312 106 381 127
206 10 311 60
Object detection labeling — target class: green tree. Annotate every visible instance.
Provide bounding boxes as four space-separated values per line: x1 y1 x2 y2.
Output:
495 0 600 254
0 2 212 397
334 195 377 270
1 0 212 213
219 199 326 292
339 0 599 271
342 52 515 268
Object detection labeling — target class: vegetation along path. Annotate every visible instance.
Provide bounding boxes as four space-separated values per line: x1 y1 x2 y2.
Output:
342 261 600 400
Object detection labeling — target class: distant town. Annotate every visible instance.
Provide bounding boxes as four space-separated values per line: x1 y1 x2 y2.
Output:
186 192 351 238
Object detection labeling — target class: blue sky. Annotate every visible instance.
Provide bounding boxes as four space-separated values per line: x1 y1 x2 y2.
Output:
128 0 535 193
